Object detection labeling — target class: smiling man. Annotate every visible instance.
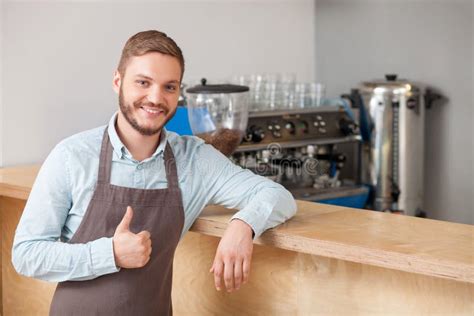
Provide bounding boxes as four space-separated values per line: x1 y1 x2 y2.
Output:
12 30 296 315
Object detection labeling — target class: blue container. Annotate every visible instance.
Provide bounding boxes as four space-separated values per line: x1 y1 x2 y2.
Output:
316 186 370 209
317 193 369 209
165 106 193 135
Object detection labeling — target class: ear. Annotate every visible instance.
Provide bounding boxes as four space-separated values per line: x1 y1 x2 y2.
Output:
112 70 122 94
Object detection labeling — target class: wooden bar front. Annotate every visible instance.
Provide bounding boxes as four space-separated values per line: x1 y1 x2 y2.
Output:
1 166 473 315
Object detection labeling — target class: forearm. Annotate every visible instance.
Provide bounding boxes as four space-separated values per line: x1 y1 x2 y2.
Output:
230 183 297 238
199 143 297 238
12 237 119 282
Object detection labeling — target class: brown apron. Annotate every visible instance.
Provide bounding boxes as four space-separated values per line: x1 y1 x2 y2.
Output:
50 128 185 316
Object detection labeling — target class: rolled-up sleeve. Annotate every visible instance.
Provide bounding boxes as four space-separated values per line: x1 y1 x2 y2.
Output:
196 143 297 238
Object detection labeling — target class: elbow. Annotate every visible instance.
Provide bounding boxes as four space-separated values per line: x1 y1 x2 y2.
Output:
275 184 298 220
287 192 298 219
291 197 298 216
282 186 298 219
12 242 38 279
12 243 28 277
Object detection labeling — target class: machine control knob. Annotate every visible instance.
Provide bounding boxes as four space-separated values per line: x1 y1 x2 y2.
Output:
296 120 309 134
339 117 358 136
246 126 266 143
285 122 296 135
274 124 281 131
313 121 319 127
320 121 326 127
272 130 282 138
244 132 252 142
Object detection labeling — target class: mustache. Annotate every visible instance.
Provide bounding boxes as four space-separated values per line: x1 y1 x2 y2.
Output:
134 101 169 114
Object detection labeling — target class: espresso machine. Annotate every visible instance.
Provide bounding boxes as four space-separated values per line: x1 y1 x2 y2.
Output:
231 106 369 208
169 79 369 208
169 76 441 213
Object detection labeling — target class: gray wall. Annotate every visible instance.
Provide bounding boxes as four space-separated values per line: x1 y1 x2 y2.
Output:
315 0 473 224
1 0 315 166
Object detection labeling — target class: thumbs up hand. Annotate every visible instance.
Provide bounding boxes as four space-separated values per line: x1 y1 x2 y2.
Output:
112 206 152 269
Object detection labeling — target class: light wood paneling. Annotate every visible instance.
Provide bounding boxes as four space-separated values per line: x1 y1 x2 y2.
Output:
1 165 473 283
1 214 473 315
173 232 474 315
172 232 299 315
1 197 56 315
194 204 474 283
0 198 2 315
296 254 474 315
1 165 474 315
0 166 39 200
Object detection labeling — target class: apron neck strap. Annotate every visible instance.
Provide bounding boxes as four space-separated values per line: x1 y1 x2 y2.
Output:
97 127 179 189
163 142 179 188
98 128 113 185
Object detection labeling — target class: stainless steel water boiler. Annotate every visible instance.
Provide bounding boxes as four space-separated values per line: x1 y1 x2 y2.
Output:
358 74 424 215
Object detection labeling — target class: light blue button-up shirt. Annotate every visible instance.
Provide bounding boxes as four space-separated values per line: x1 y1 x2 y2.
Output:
12 113 297 283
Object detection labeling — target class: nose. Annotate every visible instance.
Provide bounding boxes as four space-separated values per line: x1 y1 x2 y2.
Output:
146 86 165 106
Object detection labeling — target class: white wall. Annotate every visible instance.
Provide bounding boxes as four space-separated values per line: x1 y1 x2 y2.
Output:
2 0 315 166
315 0 473 225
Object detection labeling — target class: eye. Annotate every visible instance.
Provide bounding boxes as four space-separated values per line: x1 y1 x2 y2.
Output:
136 80 149 87
166 85 178 92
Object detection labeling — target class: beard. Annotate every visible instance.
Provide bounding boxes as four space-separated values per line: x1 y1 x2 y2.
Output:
118 87 176 136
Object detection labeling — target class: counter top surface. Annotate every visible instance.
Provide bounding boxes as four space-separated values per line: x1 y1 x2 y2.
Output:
1 165 473 283
0 165 40 200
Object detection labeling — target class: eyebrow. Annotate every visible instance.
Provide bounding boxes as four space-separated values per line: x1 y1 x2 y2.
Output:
135 74 154 81
135 74 179 84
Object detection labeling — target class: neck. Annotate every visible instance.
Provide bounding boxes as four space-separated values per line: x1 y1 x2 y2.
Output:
115 112 161 162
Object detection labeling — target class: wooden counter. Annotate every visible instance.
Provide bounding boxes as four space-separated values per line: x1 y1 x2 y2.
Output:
1 166 473 315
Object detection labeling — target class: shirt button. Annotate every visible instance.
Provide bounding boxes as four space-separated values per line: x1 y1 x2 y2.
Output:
137 165 142 170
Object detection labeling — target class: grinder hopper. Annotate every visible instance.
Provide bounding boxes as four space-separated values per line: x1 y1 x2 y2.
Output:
186 79 250 156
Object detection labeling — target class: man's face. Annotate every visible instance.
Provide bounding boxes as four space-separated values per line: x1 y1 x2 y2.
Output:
113 52 181 136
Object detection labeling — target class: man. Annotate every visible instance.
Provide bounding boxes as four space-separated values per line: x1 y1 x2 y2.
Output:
12 30 296 315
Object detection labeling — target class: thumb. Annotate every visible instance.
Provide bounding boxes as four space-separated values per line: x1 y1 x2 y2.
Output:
116 206 133 233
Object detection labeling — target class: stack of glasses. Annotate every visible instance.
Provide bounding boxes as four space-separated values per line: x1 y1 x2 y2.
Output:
230 73 325 111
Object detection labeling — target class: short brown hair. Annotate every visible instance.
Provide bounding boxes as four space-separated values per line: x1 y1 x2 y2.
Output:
117 30 185 80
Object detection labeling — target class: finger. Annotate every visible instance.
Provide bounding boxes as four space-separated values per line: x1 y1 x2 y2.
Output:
233 259 243 290
116 206 133 233
213 260 224 291
243 258 251 284
223 260 234 292
137 230 151 240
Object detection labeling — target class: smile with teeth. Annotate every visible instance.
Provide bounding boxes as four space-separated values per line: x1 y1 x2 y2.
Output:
141 107 164 114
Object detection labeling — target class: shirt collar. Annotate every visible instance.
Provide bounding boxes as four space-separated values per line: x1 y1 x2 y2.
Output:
107 112 167 161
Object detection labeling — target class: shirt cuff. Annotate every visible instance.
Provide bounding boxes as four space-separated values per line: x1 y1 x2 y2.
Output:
230 200 273 239
89 237 121 277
